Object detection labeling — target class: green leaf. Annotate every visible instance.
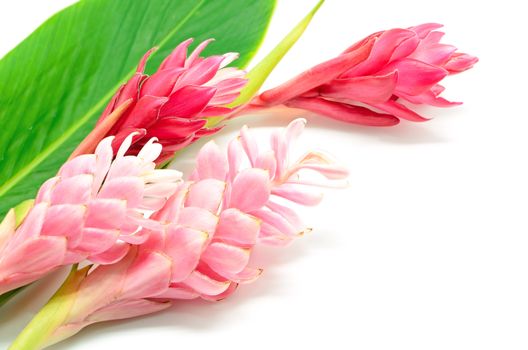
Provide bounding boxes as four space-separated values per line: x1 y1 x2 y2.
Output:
0 0 276 217
230 0 323 107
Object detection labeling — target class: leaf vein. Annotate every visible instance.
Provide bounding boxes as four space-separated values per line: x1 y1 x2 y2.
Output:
0 0 206 198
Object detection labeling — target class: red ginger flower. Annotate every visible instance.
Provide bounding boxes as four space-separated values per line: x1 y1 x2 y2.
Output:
32 120 347 346
97 39 247 162
256 23 477 126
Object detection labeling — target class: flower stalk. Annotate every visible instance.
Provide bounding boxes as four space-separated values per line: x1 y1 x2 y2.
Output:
228 0 324 109
9 265 89 350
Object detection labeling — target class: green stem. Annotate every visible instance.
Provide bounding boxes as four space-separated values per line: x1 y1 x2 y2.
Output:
229 0 324 108
9 265 88 350
205 0 324 128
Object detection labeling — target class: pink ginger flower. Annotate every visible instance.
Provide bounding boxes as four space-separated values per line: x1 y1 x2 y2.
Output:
32 120 347 346
0 134 181 295
256 23 478 126
91 39 247 162
160 118 348 300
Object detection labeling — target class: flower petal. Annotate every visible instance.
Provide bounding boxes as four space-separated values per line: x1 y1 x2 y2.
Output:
121 252 172 299
381 58 448 96
50 174 93 205
271 183 323 206
195 141 228 181
99 177 145 209
319 71 398 104
159 38 193 70
215 208 260 246
145 117 207 139
40 204 86 247
185 179 226 213
201 242 250 276
140 68 185 97
88 241 130 265
344 29 417 77
88 299 171 324
160 85 216 118
0 236 66 279
118 96 167 129
177 207 218 234
175 55 224 88
286 97 399 126
373 100 429 122
85 199 127 229
182 270 231 296
166 226 208 282
229 169 271 212
76 228 120 255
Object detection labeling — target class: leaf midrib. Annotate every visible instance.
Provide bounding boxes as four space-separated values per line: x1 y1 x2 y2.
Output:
0 0 206 198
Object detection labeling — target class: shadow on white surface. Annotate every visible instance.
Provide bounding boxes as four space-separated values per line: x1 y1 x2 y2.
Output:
230 109 451 145
46 231 337 349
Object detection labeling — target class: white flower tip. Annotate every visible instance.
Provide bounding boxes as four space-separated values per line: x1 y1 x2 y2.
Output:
143 169 183 184
296 118 307 125
95 136 115 156
138 137 162 162
117 132 141 158
221 52 240 68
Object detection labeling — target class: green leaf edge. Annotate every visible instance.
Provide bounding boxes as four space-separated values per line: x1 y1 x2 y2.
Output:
230 0 324 107
0 0 277 203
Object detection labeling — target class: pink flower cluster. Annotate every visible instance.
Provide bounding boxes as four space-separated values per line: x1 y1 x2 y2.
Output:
257 23 477 126
163 118 347 299
0 135 181 295
39 119 347 344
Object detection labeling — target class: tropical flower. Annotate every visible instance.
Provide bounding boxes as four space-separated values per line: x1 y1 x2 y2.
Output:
0 134 181 295
162 118 348 299
255 23 478 126
11 120 347 349
75 39 247 162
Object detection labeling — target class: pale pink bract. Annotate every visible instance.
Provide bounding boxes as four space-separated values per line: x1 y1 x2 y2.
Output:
39 120 347 345
0 134 181 295
162 118 348 300
256 23 478 126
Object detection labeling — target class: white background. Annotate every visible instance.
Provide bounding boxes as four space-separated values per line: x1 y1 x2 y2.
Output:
1 0 527 349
